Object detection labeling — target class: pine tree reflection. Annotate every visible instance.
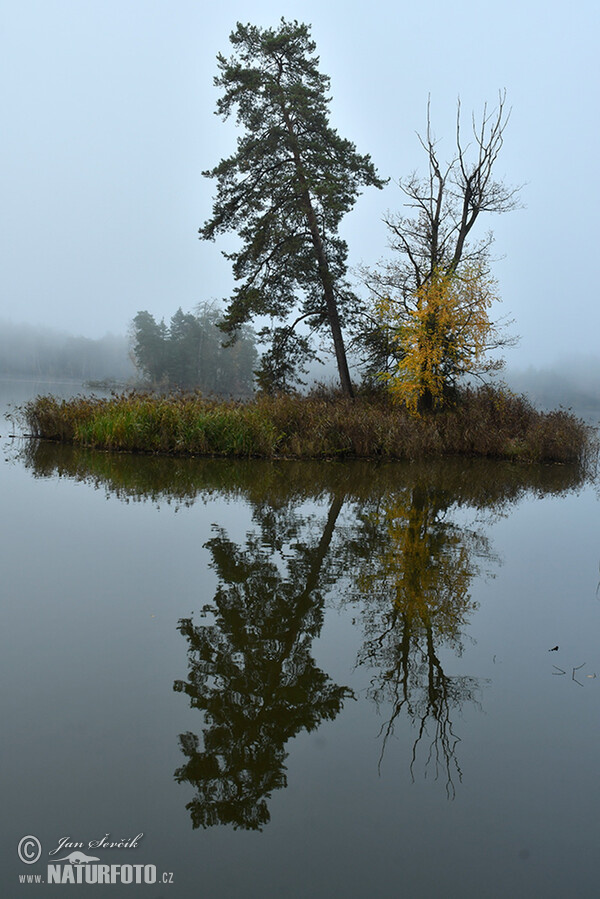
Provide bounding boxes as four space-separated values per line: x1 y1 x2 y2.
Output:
173 496 351 830
15 441 587 801
355 482 496 798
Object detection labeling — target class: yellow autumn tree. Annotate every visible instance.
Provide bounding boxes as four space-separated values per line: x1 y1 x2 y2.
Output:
355 94 519 403
376 265 504 413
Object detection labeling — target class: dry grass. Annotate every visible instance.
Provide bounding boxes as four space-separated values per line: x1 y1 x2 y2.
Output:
19 386 596 467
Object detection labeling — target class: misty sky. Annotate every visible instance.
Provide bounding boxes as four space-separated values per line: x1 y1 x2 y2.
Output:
1 0 598 367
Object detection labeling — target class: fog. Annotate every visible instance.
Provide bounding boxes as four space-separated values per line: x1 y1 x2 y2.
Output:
2 313 599 418
504 356 600 419
0 319 134 383
1 1 598 369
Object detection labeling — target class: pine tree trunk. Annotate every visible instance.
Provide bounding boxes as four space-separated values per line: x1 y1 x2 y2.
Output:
303 204 355 398
281 107 355 398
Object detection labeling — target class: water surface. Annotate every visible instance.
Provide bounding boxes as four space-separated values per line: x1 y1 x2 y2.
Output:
1 381 599 897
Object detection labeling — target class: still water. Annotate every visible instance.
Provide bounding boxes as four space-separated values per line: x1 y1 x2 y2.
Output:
1 382 599 898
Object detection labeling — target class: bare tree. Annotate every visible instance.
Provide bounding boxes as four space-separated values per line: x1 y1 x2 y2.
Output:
356 92 521 395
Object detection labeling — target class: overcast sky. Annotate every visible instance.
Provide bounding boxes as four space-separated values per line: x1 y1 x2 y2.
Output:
1 0 598 367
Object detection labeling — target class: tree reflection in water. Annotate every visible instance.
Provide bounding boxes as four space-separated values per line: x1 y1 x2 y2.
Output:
15 443 588 813
173 495 352 830
352 479 499 798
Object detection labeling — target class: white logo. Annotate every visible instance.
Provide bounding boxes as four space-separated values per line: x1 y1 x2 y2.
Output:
18 835 42 865
54 851 100 865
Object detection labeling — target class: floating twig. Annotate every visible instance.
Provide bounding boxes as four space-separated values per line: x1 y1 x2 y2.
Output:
572 662 586 686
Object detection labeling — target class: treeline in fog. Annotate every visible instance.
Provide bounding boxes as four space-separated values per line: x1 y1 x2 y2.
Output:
0 320 135 382
131 303 257 395
505 355 600 416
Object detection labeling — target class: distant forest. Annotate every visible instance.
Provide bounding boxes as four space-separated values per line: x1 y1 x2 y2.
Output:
0 306 258 396
131 303 257 395
0 320 134 382
1 318 599 416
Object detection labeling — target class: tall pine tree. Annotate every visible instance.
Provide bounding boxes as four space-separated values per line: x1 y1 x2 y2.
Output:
200 20 385 395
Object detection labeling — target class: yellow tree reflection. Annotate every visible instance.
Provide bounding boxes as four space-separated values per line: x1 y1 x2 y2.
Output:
356 483 493 797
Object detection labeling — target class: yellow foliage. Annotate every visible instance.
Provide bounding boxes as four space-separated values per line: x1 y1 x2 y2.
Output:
356 491 477 641
376 265 500 413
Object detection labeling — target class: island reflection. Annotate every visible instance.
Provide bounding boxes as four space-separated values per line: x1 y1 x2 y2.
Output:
17 442 589 822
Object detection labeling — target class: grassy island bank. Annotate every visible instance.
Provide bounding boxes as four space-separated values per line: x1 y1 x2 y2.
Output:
19 386 595 467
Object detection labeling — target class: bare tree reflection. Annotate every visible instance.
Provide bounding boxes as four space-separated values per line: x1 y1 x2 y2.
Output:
173 495 351 829
14 441 589 801
354 481 496 798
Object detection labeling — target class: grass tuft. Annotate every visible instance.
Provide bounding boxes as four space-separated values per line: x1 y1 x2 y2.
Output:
18 386 596 468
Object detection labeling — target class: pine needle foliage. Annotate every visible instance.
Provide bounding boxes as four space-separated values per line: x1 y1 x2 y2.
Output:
200 19 385 395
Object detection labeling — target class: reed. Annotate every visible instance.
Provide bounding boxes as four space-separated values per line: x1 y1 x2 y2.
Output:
20 386 596 467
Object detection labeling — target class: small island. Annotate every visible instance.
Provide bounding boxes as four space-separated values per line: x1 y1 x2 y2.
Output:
13 21 598 473
21 386 593 466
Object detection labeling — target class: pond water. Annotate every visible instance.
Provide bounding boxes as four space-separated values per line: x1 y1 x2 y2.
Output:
1 381 599 898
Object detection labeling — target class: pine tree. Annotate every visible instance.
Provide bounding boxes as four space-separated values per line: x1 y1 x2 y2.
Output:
131 305 256 394
200 19 385 395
